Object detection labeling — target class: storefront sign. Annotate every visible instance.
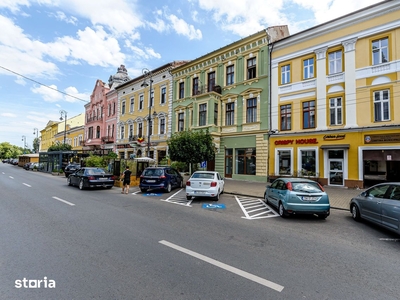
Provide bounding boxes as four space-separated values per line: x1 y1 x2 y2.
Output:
275 138 318 145
364 133 400 144
323 134 345 141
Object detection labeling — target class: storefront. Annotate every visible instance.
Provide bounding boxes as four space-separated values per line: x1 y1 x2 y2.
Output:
268 129 400 188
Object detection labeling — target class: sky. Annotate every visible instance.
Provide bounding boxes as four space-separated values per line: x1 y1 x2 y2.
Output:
0 0 384 149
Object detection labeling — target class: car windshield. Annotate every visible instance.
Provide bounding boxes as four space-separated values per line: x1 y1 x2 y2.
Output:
291 182 322 193
143 169 163 176
86 169 105 175
191 173 214 179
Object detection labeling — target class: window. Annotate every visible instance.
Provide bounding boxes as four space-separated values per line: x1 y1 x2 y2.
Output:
281 64 290 84
372 37 388 65
303 101 315 129
138 122 143 137
278 150 291 175
192 77 199 96
139 95 144 110
150 90 154 107
161 87 166 104
199 103 207 126
178 113 184 131
160 118 165 135
226 65 234 85
111 124 114 137
246 98 257 123
88 127 93 139
280 104 291 131
120 125 125 139
179 82 185 99
121 101 126 114
247 58 256 80
329 97 342 125
108 104 111 116
236 148 256 175
300 150 316 176
303 58 314 79
207 72 215 92
96 126 100 139
374 90 390 121
113 102 115 115
214 103 218 126
129 124 133 139
107 125 111 137
130 98 134 112
328 50 342 74
226 102 234 126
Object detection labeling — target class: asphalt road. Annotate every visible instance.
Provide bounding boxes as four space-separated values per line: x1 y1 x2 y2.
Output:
1 163 400 300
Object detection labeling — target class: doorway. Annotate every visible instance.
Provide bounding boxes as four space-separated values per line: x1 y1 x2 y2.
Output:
328 150 344 186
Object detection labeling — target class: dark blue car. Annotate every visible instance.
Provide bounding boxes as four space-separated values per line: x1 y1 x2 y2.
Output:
139 167 183 193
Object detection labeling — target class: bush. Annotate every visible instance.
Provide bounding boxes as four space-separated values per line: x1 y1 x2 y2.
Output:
171 161 188 172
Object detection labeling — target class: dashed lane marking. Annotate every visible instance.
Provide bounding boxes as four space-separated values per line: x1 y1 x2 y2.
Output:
161 189 193 207
234 195 279 220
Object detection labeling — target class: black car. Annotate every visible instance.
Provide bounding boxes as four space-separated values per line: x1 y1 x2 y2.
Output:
64 163 81 177
139 166 183 193
67 167 115 190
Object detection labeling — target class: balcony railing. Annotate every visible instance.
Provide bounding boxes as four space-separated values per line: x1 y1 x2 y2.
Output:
192 85 222 96
101 136 115 143
86 116 103 123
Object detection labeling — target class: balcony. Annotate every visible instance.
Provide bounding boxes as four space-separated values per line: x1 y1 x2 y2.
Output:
86 116 103 124
192 85 222 96
101 136 115 143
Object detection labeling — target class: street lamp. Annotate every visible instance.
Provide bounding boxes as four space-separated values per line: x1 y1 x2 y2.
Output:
21 135 26 154
59 110 68 145
141 68 154 158
33 128 39 153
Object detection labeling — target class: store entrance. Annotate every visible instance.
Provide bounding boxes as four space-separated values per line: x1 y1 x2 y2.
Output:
328 150 344 186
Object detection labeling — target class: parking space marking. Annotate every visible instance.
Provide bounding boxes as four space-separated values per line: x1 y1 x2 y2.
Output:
159 240 284 292
161 189 193 207
234 196 279 220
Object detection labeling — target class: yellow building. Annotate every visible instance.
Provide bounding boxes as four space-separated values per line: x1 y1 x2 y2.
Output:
269 1 400 188
40 121 58 151
54 113 85 148
115 61 188 162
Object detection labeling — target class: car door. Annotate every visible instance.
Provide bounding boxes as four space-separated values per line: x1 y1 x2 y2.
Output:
267 180 282 207
217 173 224 192
360 184 391 224
167 169 177 188
72 169 84 185
381 185 400 232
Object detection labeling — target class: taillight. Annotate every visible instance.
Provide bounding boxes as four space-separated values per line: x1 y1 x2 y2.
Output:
111 175 115 180
140 175 144 178
210 181 217 187
286 182 293 191
186 180 190 186
317 182 325 192
160 175 166 179
88 176 95 180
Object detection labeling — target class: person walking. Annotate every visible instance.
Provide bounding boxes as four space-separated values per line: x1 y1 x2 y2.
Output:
121 166 132 194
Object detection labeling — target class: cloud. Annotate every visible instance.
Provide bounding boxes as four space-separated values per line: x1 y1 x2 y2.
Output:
167 14 202 40
1 112 17 117
52 11 78 25
31 84 64 102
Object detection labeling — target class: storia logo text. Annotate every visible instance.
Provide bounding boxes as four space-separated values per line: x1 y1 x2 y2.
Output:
15 277 56 289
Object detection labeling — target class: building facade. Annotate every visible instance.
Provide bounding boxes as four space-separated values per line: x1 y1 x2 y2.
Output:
171 28 288 181
40 121 58 151
269 0 400 188
115 62 188 161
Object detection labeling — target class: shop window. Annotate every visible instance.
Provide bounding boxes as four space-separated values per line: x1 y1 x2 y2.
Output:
300 150 316 176
236 148 256 175
278 150 291 175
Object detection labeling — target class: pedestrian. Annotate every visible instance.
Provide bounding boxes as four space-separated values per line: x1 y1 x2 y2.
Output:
121 166 132 194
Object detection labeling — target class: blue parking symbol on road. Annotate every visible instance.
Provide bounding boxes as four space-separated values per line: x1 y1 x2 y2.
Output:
202 203 226 209
200 161 207 168
144 193 162 197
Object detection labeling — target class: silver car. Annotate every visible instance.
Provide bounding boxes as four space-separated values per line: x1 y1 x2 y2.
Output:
350 183 400 235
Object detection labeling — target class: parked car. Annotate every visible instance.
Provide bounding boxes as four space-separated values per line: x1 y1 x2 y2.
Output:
64 163 81 177
28 162 39 170
264 177 330 219
23 162 32 170
185 171 225 201
139 166 183 193
350 183 400 235
67 167 115 190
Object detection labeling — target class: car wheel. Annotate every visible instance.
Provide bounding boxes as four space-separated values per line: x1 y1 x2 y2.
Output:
214 191 220 201
79 179 85 190
140 188 147 193
318 214 328 219
165 183 172 193
278 202 288 218
351 204 361 221
186 196 192 200
264 193 269 204
67 177 72 186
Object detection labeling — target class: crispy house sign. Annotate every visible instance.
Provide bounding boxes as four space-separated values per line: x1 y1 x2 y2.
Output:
274 138 318 145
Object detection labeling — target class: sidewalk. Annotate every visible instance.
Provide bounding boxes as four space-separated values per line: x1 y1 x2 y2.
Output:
223 178 365 210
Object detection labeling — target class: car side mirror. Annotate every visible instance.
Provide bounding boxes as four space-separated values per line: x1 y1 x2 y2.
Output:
360 192 367 197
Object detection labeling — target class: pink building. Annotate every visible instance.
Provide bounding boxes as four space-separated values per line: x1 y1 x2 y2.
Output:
83 65 130 153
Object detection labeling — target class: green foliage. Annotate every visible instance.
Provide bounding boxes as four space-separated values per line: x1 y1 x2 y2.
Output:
0 142 23 159
167 129 216 164
159 157 169 166
84 155 107 168
106 152 118 159
47 143 72 152
171 161 188 172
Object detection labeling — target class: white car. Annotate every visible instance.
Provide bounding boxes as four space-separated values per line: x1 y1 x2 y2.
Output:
185 171 225 201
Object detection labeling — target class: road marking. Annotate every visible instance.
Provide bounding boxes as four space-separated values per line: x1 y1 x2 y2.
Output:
161 189 193 207
52 196 75 206
9 176 14 179
159 240 284 292
235 196 279 219
23 183 31 187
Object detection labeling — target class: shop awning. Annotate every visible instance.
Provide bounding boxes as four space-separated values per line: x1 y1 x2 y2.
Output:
320 144 350 149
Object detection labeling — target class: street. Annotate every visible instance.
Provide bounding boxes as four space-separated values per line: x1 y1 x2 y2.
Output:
1 163 400 300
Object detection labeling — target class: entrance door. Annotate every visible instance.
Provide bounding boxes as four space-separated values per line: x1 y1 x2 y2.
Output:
329 159 344 185
225 148 233 178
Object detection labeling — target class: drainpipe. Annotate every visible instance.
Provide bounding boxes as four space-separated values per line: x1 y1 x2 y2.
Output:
267 35 274 183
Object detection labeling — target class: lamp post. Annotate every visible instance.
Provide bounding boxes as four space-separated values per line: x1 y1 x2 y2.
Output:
59 110 68 145
33 128 39 153
141 68 153 158
21 135 26 154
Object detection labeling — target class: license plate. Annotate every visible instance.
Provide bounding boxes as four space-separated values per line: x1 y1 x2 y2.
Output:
303 196 318 201
194 191 206 194
201 182 210 186
147 180 156 183
99 178 108 180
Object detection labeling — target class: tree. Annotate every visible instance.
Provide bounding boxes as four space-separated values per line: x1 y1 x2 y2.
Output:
33 137 40 153
167 129 216 172
47 143 72 152
0 142 23 158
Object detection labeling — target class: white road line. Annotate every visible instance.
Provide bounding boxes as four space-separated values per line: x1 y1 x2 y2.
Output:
52 196 75 206
9 176 14 179
161 189 193 207
23 183 31 187
235 196 279 219
159 240 284 292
